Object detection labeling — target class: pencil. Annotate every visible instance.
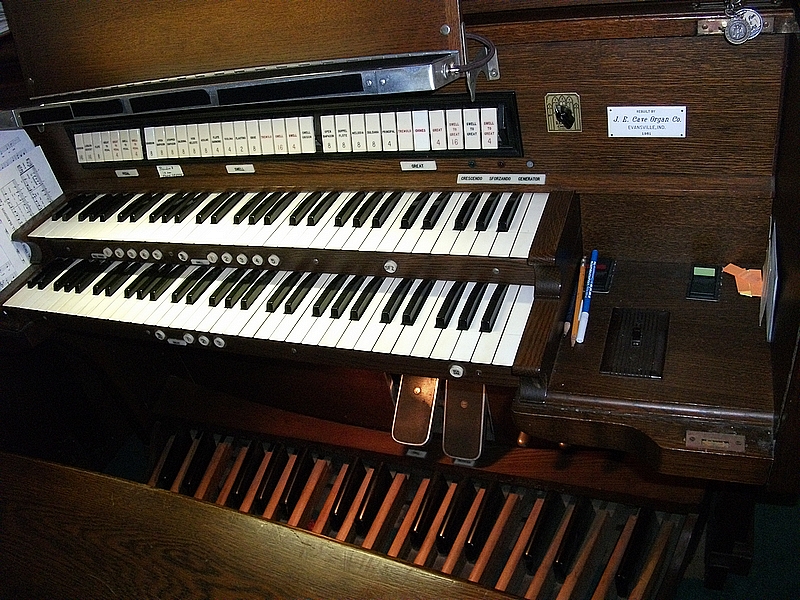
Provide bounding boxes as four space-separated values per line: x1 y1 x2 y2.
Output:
571 257 586 347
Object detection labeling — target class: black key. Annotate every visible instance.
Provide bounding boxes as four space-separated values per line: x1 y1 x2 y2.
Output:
312 274 348 317
29 258 71 289
196 192 233 224
92 262 129 295
307 191 340 225
171 266 210 303
53 260 89 292
464 481 505 562
615 507 656 597
400 192 431 229
251 443 289 515
179 431 217 497
224 269 260 308
209 269 247 307
149 264 188 300
436 281 467 328
174 192 211 223
422 192 452 229
401 280 434 325
353 191 385 227
289 191 323 225
226 440 266 510
233 191 268 224
185 267 224 304
497 192 522 232
355 462 393 537
264 191 299 225
136 263 174 299
73 261 109 294
266 271 302 312
105 263 143 297
410 472 448 549
127 193 167 222
330 458 366 531
330 276 365 318
210 191 246 224
118 192 157 222
454 192 481 230
83 193 120 222
349 277 384 320
380 279 413 323
371 191 403 227
77 194 110 222
284 272 321 314
458 282 488 330
52 193 94 221
436 478 476 555
523 491 565 574
64 260 96 293
480 284 508 332
149 193 183 223
248 191 284 224
279 447 314 520
240 270 277 309
553 497 595 582
155 427 193 490
475 192 501 231
158 192 193 222
96 193 134 222
126 263 164 299
335 191 366 226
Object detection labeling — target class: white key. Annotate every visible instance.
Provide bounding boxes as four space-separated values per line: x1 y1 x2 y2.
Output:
430 281 475 360
450 192 490 256
430 193 470 255
493 285 534 366
372 279 423 354
318 276 372 347
409 280 455 357
270 273 334 342
333 191 388 251
510 193 548 259
300 274 359 346
351 278 402 352
488 193 533 258
237 271 293 338
412 192 464 255
306 192 356 249
470 193 507 257
472 284 519 364
450 283 497 362
336 277 392 350
364 192 415 253
393 192 437 254
284 273 344 344
392 280 445 356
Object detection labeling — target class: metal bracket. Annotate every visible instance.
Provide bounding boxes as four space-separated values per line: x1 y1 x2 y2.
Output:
697 16 774 35
456 33 501 102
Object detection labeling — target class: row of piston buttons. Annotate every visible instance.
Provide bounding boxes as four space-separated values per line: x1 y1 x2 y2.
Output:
105 247 166 261
102 246 279 267
153 329 226 348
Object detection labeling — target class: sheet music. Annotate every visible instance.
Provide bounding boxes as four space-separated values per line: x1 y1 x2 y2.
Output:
0 129 35 170
0 136 63 293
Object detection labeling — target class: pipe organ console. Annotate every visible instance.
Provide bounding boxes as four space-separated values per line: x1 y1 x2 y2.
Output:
1 0 799 598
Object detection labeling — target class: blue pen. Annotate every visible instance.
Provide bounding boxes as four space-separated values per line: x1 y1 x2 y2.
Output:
576 249 598 343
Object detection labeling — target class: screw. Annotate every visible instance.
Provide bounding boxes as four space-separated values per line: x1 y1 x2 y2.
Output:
440 24 451 35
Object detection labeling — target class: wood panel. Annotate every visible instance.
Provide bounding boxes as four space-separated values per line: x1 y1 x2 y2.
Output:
3 0 462 98
515 261 774 485
0 452 516 600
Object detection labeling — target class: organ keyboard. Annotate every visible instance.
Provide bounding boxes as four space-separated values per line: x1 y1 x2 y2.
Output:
2 0 800 597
